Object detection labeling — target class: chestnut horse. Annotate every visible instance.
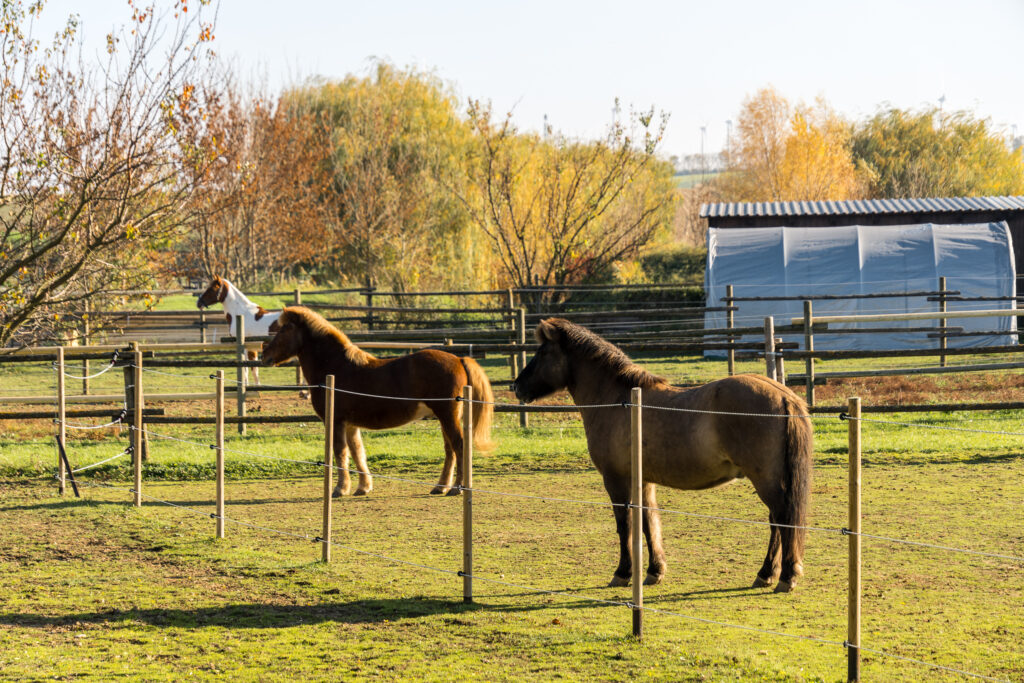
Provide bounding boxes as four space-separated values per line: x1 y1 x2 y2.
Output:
261 306 494 497
512 318 813 593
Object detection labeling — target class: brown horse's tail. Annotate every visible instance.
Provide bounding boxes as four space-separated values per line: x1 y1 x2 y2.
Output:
784 393 814 559
460 357 495 452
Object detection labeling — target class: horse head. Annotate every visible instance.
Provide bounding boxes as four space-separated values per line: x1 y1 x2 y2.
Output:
512 318 572 403
261 309 305 366
196 276 229 309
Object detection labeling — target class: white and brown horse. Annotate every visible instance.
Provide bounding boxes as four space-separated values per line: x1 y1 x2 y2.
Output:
261 306 495 497
513 318 813 593
196 276 280 384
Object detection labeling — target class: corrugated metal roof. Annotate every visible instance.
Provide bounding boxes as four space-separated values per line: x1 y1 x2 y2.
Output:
700 196 1024 218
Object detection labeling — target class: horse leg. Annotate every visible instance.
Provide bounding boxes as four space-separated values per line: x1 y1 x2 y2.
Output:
642 483 667 585
246 350 260 386
752 480 803 593
332 423 352 497
753 512 782 588
428 406 459 495
436 409 465 497
345 425 373 496
603 474 633 587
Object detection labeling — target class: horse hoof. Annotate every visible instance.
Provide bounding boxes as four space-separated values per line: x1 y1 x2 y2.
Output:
773 580 795 593
643 573 663 586
608 575 630 588
429 486 447 495
354 488 370 496
445 487 462 497
752 575 774 588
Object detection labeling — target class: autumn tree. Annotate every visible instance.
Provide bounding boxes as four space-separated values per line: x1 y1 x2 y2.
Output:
449 101 675 301
175 78 336 286
719 87 861 202
851 107 1024 198
289 64 480 291
0 0 216 346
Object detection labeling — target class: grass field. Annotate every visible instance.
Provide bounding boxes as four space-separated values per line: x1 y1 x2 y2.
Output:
1 353 1023 681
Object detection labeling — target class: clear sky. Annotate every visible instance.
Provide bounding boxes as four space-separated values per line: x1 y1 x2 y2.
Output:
36 0 1024 159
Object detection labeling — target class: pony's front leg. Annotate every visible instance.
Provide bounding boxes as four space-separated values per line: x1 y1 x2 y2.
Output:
642 483 667 585
603 474 633 587
345 425 373 495
332 423 352 497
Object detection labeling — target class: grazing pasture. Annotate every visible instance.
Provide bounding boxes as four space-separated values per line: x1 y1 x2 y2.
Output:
1 355 1022 681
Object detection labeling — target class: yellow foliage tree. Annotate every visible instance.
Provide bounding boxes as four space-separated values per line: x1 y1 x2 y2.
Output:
719 87 861 202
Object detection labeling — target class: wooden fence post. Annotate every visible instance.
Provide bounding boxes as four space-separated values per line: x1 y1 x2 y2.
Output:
726 285 735 376
57 347 66 496
517 307 529 428
803 300 815 407
462 384 474 603
215 370 225 539
294 287 303 388
630 386 643 639
774 338 786 383
938 276 947 368
364 278 375 331
847 396 862 683
507 288 519 382
236 316 246 436
132 348 143 508
321 374 335 563
81 300 90 395
764 316 776 381
199 309 207 344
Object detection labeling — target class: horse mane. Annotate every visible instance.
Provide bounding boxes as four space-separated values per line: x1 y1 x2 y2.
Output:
545 318 667 389
286 306 376 365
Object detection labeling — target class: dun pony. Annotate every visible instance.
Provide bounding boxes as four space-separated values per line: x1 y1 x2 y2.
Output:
513 318 813 592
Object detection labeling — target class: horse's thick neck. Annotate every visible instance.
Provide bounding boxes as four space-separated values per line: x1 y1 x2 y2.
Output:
565 355 631 407
296 335 354 386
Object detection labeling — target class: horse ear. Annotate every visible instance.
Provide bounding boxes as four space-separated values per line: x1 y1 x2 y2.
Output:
535 319 559 343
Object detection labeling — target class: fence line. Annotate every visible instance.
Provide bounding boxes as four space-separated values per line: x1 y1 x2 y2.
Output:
58 452 1010 683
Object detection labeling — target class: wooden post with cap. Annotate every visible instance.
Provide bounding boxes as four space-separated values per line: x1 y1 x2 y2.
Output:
56 347 66 495
847 396 862 682
630 386 643 639
462 384 474 603
321 375 335 563
132 347 143 507
215 370 225 539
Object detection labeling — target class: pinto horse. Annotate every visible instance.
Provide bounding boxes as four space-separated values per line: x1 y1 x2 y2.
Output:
261 306 495 497
196 276 281 384
512 318 813 593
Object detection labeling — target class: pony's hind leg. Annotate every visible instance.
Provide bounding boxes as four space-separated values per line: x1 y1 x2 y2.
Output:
346 426 373 495
246 350 260 386
753 513 782 588
602 474 633 587
332 424 352 497
642 483 667 585
435 408 465 497
752 481 804 593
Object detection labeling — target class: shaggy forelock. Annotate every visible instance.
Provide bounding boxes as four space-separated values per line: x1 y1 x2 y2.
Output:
542 318 667 389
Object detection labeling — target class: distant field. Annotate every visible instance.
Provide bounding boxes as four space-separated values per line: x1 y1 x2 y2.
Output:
674 172 720 189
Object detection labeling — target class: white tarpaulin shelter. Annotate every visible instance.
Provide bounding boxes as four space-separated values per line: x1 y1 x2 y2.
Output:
704 222 1017 351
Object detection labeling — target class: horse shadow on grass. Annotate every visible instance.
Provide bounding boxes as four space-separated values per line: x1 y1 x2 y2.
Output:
0 583 766 631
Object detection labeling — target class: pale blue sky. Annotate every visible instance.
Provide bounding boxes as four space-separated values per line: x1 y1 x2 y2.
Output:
38 0 1024 158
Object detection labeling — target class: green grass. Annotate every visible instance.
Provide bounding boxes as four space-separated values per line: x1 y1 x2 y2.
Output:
2 356 1023 680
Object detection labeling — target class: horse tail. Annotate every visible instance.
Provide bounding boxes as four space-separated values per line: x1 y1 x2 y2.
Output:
783 392 814 559
460 357 495 452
